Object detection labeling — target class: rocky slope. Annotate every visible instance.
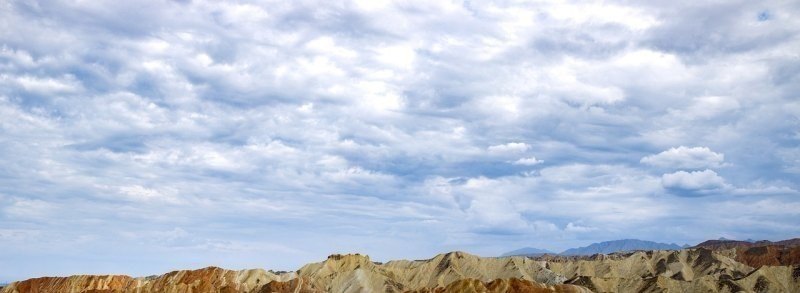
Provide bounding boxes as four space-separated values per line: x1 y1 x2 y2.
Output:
2 249 800 293
694 238 800 250
295 251 566 292
694 238 800 268
405 278 591 293
0 267 295 293
545 248 756 292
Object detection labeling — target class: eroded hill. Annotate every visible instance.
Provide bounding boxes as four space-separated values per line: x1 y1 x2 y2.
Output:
2 247 799 293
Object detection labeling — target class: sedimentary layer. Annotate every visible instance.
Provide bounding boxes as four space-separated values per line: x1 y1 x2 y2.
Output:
3 248 800 293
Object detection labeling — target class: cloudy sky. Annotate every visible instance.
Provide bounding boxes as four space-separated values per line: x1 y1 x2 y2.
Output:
1 0 799 282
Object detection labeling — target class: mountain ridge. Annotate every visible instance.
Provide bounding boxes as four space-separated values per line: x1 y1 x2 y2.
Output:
503 238 800 258
560 239 683 255
694 238 800 250
3 244 800 293
500 247 556 257
502 239 683 257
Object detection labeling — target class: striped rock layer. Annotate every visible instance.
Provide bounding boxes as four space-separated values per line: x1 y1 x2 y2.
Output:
3 248 800 293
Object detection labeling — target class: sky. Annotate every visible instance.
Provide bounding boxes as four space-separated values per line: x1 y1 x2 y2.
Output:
1 0 799 282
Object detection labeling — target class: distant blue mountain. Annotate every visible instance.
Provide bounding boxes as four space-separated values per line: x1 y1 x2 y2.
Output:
560 239 682 255
501 247 556 257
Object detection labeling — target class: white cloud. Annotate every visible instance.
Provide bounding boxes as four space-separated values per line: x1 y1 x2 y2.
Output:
1 74 83 94
115 185 179 203
661 169 728 193
565 222 597 232
512 157 543 166
641 146 726 169
487 142 530 156
1 0 800 281
375 45 416 69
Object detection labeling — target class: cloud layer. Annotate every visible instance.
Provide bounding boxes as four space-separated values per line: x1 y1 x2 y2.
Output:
1 0 799 282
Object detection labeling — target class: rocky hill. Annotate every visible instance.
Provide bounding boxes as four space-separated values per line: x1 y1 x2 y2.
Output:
296 252 569 292
694 238 800 250
0 267 295 293
2 248 799 293
693 238 800 268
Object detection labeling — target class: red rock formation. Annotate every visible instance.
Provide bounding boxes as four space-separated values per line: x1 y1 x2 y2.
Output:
1 267 289 293
138 266 239 292
775 238 800 247
7 275 135 293
405 278 591 293
737 245 800 267
692 238 800 267
256 277 319 293
694 239 755 250
694 238 800 251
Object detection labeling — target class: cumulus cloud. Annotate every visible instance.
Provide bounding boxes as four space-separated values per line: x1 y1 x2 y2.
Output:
641 146 726 169
661 169 729 195
1 0 800 282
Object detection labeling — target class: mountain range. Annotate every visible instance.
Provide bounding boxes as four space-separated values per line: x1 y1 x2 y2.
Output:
500 247 556 257
694 238 800 250
502 239 685 257
2 238 799 293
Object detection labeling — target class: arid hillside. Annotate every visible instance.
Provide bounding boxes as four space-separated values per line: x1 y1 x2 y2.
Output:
693 238 800 268
3 245 799 293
